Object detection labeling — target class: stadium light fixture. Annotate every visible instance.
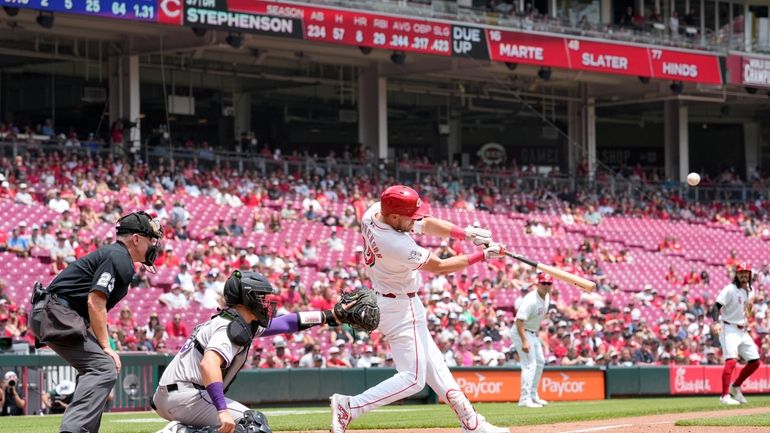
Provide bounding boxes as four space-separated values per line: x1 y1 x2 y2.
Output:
226 32 242 49
36 11 54 29
390 51 406 65
505 62 517 71
670 81 683 94
3 6 19 17
192 27 207 37
638 76 650 84
537 67 551 81
359 46 373 55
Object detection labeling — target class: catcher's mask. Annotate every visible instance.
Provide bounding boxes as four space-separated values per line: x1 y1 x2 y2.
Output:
115 211 163 268
223 270 277 329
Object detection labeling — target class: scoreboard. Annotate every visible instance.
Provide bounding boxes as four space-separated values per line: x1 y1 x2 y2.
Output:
2 0 724 85
1 0 161 22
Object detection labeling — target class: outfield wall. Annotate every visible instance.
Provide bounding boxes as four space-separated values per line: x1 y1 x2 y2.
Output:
2 354 770 412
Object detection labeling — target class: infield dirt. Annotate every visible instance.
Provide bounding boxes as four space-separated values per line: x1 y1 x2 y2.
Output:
294 406 768 433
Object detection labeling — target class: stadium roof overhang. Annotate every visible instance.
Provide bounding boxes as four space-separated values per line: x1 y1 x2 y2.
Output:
0 8 768 124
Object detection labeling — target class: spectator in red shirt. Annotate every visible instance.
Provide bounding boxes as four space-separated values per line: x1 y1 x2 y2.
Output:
326 346 351 368
165 313 189 338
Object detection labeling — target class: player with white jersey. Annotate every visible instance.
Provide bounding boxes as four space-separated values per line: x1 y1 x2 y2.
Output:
512 273 552 408
153 270 354 433
712 262 760 405
330 185 509 433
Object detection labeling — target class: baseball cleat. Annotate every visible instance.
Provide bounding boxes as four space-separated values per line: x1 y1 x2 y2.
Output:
720 394 741 405
460 414 509 433
729 384 748 404
532 396 548 406
517 399 543 408
330 393 352 433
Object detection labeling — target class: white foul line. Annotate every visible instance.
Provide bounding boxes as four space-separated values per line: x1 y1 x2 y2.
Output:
558 424 633 433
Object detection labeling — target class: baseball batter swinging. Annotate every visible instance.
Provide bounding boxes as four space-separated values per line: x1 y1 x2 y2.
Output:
712 262 760 405
330 185 509 433
153 270 373 433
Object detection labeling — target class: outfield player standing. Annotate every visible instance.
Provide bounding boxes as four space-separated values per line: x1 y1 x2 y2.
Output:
512 273 552 408
330 185 509 433
712 262 760 405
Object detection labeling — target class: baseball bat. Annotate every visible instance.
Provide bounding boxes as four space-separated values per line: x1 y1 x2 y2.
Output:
504 251 597 293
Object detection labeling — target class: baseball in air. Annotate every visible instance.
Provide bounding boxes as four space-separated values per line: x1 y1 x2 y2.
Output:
687 172 701 186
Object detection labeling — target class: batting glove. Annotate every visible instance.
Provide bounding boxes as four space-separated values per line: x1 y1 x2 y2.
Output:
483 243 505 259
465 226 493 246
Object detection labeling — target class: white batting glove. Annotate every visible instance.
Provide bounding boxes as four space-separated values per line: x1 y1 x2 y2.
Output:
483 243 505 260
465 226 493 246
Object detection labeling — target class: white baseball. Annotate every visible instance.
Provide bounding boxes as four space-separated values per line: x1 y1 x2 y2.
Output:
687 172 700 186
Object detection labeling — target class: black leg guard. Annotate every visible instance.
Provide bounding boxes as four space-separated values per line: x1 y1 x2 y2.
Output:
235 410 272 433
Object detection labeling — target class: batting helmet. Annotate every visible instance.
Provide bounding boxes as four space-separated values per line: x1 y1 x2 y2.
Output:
537 273 553 285
736 262 751 273
380 185 430 219
224 270 278 328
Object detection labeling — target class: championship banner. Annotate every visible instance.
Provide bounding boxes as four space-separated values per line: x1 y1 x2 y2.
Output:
670 365 770 395
452 369 605 402
726 54 770 88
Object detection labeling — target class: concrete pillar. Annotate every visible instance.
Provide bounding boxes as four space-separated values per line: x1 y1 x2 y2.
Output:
108 54 140 153
601 0 611 24
585 97 597 181
664 100 689 181
447 115 462 164
358 65 388 161
744 122 760 179
567 95 583 176
234 92 252 140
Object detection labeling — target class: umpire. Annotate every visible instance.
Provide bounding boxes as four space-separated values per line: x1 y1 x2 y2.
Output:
29 211 163 433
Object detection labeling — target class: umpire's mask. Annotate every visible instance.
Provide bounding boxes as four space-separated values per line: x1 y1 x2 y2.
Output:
223 270 277 328
116 211 163 267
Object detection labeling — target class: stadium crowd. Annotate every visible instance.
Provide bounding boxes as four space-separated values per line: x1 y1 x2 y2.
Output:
0 146 769 371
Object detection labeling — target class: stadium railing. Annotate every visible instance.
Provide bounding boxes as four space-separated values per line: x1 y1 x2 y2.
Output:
1 139 767 205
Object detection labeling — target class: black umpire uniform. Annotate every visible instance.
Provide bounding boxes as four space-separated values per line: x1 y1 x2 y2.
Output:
29 211 162 433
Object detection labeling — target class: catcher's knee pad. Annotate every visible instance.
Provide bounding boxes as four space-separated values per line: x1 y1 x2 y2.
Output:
236 410 272 433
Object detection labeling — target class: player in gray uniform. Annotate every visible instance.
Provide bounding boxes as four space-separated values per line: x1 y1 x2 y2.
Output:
153 270 361 433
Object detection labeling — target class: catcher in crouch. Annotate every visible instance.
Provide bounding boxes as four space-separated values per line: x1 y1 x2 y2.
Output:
152 270 378 433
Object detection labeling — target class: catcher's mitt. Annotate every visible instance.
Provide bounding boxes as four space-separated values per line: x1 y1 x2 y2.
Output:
333 289 380 333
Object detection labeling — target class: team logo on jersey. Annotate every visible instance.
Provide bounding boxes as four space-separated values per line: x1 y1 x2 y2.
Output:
408 250 423 264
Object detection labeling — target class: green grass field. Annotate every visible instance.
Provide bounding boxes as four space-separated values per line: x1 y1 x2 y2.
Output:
675 412 770 427
4 396 770 432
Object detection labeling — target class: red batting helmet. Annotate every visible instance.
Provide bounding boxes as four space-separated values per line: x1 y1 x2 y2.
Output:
380 185 430 219
537 273 553 285
736 262 752 273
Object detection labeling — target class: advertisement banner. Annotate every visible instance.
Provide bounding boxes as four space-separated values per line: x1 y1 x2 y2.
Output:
670 365 770 395
452 369 604 402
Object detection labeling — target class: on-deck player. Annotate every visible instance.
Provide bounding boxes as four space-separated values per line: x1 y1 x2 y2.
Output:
330 185 509 433
712 262 760 405
512 273 552 408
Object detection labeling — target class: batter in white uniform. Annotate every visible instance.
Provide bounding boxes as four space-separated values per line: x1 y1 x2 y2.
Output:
712 262 760 405
512 273 552 408
154 270 351 433
330 185 509 433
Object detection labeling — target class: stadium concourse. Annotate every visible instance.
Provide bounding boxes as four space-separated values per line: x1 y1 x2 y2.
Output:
0 151 769 371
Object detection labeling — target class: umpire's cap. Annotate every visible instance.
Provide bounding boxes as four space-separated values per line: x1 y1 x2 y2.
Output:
116 211 163 239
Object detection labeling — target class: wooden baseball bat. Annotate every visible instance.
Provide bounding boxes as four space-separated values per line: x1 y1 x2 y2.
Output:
504 251 597 293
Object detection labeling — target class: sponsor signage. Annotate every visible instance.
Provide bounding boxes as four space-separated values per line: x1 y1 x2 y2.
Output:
452 369 604 402
670 366 770 395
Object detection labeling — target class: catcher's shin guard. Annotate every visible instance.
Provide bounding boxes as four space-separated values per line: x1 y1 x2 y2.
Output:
236 410 272 433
